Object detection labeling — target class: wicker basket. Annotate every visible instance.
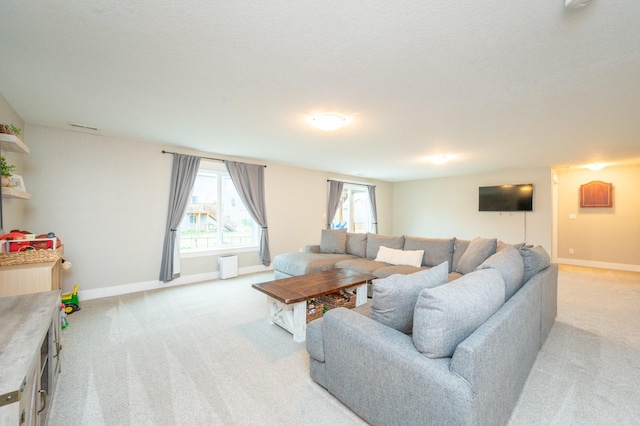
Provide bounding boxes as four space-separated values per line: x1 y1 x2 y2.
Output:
306 300 324 323
318 291 356 310
0 245 64 267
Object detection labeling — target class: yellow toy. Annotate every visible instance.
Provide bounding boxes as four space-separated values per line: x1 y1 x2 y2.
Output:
61 284 81 314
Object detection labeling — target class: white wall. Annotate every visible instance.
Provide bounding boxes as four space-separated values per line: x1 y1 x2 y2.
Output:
22 124 392 297
392 168 553 254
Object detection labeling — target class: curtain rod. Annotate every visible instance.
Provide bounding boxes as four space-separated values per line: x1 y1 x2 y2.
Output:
162 150 266 167
328 179 375 188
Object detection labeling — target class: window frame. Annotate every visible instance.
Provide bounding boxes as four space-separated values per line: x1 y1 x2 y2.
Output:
331 183 373 233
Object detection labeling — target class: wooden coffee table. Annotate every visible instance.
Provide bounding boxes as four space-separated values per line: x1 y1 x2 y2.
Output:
252 269 374 342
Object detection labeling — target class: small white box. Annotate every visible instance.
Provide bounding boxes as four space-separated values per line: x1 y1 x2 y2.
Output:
219 255 238 279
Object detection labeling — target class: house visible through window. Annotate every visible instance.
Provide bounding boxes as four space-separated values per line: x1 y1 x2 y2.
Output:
332 184 372 233
179 161 258 253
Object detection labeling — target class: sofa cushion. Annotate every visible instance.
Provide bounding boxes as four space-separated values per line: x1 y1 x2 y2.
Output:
365 233 404 259
454 237 497 274
273 252 355 276
519 245 551 282
412 268 505 358
335 258 389 275
375 246 423 267
477 245 525 301
320 228 347 254
346 232 367 258
404 236 455 269
371 261 449 333
452 239 471 272
373 265 425 278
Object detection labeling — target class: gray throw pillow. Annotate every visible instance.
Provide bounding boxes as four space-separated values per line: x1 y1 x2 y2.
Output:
454 237 497 274
370 261 449 333
346 232 367 258
477 245 524 301
519 245 551 282
413 269 505 358
320 228 347 254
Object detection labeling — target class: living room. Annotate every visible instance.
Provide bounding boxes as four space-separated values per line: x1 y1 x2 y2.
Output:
1 1 639 424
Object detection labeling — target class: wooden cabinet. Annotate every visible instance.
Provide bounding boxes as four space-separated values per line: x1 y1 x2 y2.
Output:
0 291 61 426
0 260 61 298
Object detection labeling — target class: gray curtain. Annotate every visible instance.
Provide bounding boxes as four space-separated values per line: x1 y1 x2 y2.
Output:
159 154 200 282
326 180 344 229
224 160 271 266
367 185 378 234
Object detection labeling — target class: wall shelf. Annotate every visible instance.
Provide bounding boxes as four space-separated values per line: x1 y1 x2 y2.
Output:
0 133 30 154
1 187 31 199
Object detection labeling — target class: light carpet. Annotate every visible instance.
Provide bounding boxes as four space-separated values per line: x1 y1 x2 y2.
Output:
47 265 640 425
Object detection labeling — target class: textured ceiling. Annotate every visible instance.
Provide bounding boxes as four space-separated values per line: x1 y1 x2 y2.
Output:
1 0 639 182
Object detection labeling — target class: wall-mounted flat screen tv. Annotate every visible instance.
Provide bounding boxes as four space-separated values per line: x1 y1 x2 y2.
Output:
479 184 534 212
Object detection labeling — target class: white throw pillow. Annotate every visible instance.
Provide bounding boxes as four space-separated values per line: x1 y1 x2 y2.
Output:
375 246 424 267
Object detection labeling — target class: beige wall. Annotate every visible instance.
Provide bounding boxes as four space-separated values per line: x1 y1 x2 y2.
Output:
555 164 640 270
0 93 26 232
21 124 392 296
392 168 553 254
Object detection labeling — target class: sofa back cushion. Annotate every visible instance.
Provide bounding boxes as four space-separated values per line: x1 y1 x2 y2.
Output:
320 229 347 254
403 236 455 269
365 233 404 259
452 239 470 272
412 268 505 358
371 261 449 333
477 245 524 301
346 232 367 258
519 245 551 282
454 237 497 274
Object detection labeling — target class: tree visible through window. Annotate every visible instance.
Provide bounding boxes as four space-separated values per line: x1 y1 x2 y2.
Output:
331 184 372 233
179 162 258 253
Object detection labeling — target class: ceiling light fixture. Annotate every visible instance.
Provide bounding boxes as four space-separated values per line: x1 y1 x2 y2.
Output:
586 163 607 171
429 155 452 165
310 113 348 131
565 0 594 9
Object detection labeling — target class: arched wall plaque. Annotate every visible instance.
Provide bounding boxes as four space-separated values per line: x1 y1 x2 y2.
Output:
580 181 613 208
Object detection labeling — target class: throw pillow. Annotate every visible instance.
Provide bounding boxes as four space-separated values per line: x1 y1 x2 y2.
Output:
371 261 449 334
365 233 404 259
412 269 505 358
477 245 524 301
375 246 424 267
320 228 347 254
346 232 367 258
519 245 551 282
454 237 497 274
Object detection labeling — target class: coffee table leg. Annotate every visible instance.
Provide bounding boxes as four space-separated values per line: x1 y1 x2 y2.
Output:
355 283 367 307
266 296 307 342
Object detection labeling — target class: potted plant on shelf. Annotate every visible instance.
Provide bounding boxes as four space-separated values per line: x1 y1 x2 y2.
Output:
0 124 21 136
1 155 16 187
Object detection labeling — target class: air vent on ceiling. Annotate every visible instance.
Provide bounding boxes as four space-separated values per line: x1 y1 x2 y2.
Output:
68 122 99 131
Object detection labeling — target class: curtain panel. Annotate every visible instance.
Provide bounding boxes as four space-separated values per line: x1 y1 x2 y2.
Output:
224 160 271 266
159 154 200 282
367 185 378 234
326 180 344 229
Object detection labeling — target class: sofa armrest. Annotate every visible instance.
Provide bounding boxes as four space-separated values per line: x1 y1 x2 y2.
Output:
322 308 474 425
305 245 320 253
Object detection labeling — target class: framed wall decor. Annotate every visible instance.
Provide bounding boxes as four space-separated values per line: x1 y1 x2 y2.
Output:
580 180 613 208
9 174 26 192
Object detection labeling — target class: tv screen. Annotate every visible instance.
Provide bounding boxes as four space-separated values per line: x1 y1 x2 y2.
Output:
479 184 534 212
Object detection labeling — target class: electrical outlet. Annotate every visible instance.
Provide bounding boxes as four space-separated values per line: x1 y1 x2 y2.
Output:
569 248 574 255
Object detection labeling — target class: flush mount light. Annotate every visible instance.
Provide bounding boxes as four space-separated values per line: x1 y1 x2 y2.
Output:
309 113 348 131
565 0 594 8
585 163 607 171
428 155 452 165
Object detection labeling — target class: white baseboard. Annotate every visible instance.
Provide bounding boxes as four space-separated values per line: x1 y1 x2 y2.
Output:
78 265 273 301
555 258 640 273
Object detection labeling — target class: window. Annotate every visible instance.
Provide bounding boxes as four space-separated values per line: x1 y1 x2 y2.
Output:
331 184 373 233
179 161 258 253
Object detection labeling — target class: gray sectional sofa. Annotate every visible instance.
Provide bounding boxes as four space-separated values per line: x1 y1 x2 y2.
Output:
274 230 558 425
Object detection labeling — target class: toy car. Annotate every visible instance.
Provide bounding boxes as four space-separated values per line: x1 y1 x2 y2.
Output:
61 284 81 314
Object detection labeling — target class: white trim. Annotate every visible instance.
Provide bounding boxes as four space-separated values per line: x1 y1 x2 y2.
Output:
78 265 273 301
556 258 640 273
181 246 259 259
